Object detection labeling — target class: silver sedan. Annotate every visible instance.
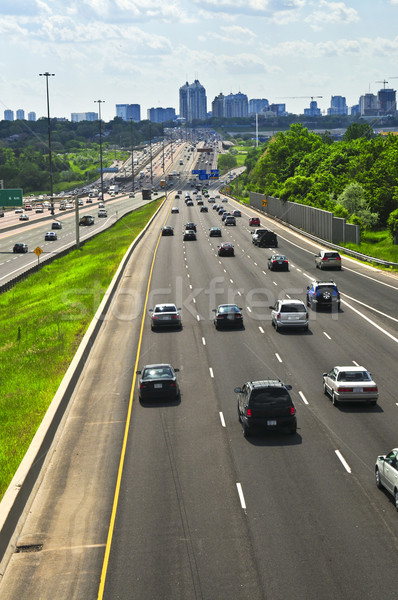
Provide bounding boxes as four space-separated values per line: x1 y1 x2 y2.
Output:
323 366 378 406
149 304 182 330
375 449 398 510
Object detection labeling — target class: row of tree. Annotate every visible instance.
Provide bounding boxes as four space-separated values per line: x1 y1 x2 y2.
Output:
229 123 398 232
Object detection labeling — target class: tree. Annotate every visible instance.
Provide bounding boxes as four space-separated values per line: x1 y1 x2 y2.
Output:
387 208 398 244
343 122 374 141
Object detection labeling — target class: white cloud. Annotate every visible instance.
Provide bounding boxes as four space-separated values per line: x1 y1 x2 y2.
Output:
305 1 359 30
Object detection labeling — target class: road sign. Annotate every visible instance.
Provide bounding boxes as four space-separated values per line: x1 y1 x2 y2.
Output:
34 246 43 256
0 189 23 207
262 199 268 207
97 167 119 173
199 173 210 180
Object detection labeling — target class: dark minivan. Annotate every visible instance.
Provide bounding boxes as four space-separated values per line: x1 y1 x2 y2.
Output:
235 379 296 437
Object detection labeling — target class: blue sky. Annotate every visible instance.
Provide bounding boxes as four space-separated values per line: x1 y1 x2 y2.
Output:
1 0 398 121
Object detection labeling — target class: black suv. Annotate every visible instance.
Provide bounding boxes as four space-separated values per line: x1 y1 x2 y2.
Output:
185 222 196 232
235 379 296 437
306 280 340 311
256 230 278 248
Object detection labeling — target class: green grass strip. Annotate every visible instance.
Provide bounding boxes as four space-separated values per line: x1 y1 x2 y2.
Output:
0 199 162 499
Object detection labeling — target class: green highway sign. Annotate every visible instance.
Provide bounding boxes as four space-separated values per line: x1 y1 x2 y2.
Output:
0 189 23 207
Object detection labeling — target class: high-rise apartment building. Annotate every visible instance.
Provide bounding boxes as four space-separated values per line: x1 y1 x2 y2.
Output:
179 80 207 121
248 98 269 114
4 110 14 121
211 93 225 118
359 93 379 116
378 88 396 115
71 112 98 122
16 109 25 120
116 104 140 122
224 92 248 118
147 107 176 123
327 96 348 116
304 101 321 117
28 112 36 121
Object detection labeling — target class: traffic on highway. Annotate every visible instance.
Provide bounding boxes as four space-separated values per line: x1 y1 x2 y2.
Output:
1 138 398 600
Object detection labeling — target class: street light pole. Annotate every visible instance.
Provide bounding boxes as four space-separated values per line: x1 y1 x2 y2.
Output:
39 72 55 216
149 124 153 188
94 100 105 201
129 118 135 195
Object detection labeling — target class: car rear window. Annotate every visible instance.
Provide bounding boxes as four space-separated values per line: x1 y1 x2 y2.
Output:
280 303 305 313
250 389 291 406
337 371 371 382
155 305 176 313
143 367 173 379
325 253 340 258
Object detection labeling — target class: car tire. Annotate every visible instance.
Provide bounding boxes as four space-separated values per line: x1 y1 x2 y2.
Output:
375 468 382 489
332 392 339 406
242 422 250 438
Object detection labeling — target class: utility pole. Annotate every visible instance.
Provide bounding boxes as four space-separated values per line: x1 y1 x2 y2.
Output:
94 100 105 201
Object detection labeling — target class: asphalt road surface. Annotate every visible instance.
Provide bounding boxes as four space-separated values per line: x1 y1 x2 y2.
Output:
1 185 398 599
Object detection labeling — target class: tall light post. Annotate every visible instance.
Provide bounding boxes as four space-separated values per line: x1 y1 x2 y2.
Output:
129 118 135 195
39 72 55 216
94 100 105 200
149 123 153 188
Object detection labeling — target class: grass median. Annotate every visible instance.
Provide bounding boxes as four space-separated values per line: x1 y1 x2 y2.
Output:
0 199 162 500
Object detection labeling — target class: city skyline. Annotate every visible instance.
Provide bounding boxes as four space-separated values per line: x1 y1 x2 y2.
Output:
0 1 397 122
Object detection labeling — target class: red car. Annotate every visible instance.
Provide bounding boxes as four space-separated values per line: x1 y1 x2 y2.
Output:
218 243 235 257
249 217 260 226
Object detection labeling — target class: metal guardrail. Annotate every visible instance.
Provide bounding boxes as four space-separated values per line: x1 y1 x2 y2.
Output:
220 186 398 270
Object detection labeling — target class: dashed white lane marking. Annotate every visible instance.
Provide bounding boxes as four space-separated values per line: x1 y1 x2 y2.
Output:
209 367 214 378
236 483 247 510
335 450 352 474
298 391 309 405
259 326 264 334
219 412 226 427
275 353 282 363
247 306 252 313
202 337 206 345
323 332 331 340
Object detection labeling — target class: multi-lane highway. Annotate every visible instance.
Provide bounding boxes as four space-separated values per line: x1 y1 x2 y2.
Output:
1 160 398 599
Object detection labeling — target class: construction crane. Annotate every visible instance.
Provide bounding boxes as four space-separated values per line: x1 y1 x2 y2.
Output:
277 96 323 101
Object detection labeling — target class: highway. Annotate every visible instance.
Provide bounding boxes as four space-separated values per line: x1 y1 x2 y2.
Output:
1 154 398 598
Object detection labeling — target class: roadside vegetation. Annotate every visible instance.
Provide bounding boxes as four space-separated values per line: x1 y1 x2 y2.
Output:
227 123 398 263
0 199 162 500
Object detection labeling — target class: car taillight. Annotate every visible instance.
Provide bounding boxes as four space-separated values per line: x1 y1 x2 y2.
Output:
276 312 281 319
140 383 147 389
173 315 179 319
290 406 295 415
246 408 252 417
336 256 341 260
338 387 352 392
364 386 378 392
170 382 176 387
306 312 309 319
322 257 328 261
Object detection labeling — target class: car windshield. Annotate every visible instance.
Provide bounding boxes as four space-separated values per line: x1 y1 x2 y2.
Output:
250 389 291 406
337 371 371 382
143 367 173 379
154 305 177 313
280 303 305 313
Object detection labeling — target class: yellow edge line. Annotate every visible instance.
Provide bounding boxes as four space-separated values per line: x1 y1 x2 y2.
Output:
97 197 171 598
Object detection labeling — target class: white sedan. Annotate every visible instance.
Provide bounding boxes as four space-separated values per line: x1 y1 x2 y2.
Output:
375 449 398 511
323 366 378 406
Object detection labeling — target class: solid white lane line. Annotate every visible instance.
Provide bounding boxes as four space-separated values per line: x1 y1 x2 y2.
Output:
335 450 352 473
209 367 214 378
259 326 264 333
343 299 398 344
275 353 282 363
219 412 226 427
298 391 309 405
202 337 206 345
323 332 331 340
342 293 398 324
236 483 247 510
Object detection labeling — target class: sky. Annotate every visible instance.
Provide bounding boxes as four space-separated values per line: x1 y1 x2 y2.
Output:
1 0 398 122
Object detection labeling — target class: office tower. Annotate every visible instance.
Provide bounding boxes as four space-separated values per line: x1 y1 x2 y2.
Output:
212 93 225 118
147 107 176 122
179 80 207 121
224 92 249 118
248 99 269 114
327 96 348 116
115 104 141 122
